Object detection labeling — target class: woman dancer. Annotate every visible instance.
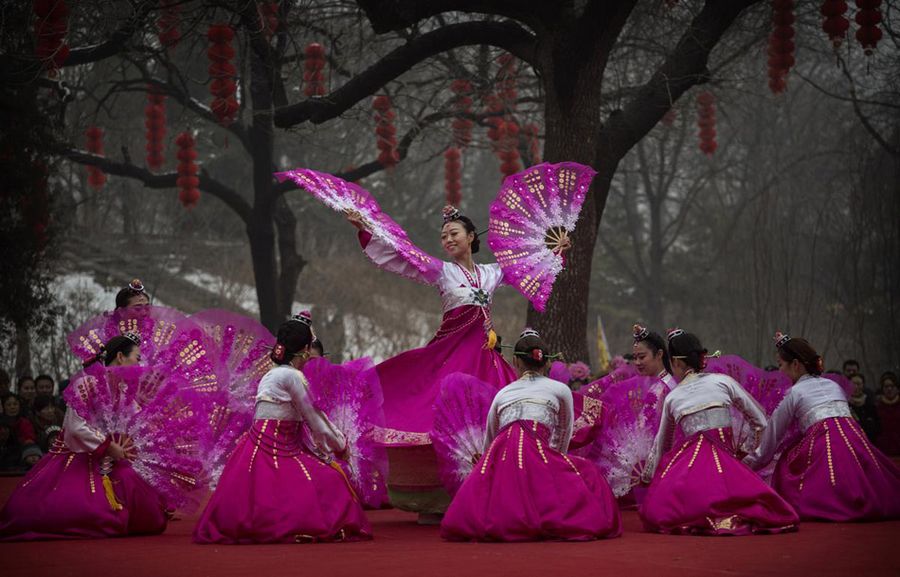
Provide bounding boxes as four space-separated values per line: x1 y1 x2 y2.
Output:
441 329 621 542
639 329 799 535
193 314 371 544
0 334 168 540
115 278 150 309
631 324 675 390
347 206 522 446
745 333 900 521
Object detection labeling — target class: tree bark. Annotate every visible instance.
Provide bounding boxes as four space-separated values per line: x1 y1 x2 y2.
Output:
14 321 32 379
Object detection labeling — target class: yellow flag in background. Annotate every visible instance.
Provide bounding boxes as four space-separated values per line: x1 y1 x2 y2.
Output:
597 313 611 373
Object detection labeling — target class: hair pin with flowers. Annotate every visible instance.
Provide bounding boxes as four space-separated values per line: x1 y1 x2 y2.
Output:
666 327 684 341
633 323 650 341
127 278 146 293
773 331 791 349
442 205 461 224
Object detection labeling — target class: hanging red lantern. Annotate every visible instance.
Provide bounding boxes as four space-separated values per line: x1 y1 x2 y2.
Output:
258 2 279 41
661 108 677 127
303 43 327 97
821 1 849 48
145 90 167 171
32 0 69 74
157 0 180 48
697 91 717 156
207 24 239 126
444 147 462 207
373 95 399 168
497 54 518 113
767 0 796 95
483 93 505 154
450 79 474 148
855 0 883 56
524 123 541 165
175 132 200 208
499 119 521 177
85 126 106 189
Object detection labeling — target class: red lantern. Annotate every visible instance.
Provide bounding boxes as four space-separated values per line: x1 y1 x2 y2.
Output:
444 147 462 207
303 43 327 97
145 90 166 171
855 0 883 56
821 1 849 48
157 0 180 48
524 123 541 165
373 95 399 168
497 54 518 112
259 2 279 41
499 119 521 177
85 126 106 189
767 0 795 95
662 108 677 127
483 93 505 154
450 79 474 148
697 91 717 156
32 0 69 74
207 24 239 126
175 132 200 208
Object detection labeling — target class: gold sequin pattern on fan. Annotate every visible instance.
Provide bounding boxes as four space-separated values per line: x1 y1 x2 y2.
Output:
524 169 548 209
499 188 532 218
177 339 207 367
490 220 526 238
153 321 177 348
78 330 105 355
556 168 577 206
118 318 139 336
494 248 530 266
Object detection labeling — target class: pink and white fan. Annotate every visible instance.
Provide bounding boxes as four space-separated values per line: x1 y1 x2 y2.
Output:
488 162 596 312
275 168 441 283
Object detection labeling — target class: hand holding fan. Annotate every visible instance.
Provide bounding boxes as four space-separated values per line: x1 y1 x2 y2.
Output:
488 162 596 312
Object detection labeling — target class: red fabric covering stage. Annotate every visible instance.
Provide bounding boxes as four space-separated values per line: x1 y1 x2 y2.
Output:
1 476 898 577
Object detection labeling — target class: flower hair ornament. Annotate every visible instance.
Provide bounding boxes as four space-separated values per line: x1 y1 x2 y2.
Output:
442 205 461 224
633 323 650 342
127 278 146 293
773 331 791 349
513 328 562 361
272 343 287 362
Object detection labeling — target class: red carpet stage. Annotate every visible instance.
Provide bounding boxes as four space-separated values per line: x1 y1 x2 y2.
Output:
1 476 898 577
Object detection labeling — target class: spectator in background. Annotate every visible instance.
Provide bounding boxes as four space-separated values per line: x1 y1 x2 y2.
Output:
2 394 36 447
15 376 36 417
849 373 881 441
30 395 60 453
0 369 10 396
34 375 55 397
310 339 326 358
843 359 861 380
876 372 900 457
0 419 20 470
19 444 42 470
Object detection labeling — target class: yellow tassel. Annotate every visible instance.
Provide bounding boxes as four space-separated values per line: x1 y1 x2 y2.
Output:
328 461 359 502
485 329 498 350
102 475 123 511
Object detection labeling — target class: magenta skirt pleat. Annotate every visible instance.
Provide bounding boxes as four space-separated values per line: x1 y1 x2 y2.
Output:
773 416 900 521
192 419 372 544
441 421 622 542
0 443 167 541
375 306 517 445
640 428 799 535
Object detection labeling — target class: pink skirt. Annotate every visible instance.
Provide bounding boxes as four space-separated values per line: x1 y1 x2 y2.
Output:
373 305 517 446
0 442 167 541
441 421 622 542
640 427 799 535
193 419 372 544
773 416 900 521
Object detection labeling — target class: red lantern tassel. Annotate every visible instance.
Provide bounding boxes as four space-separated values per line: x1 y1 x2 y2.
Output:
373 95 399 168
855 0 883 56
303 43 327 97
697 92 717 156
207 24 239 126
444 147 462 207
85 126 106 189
175 132 200 208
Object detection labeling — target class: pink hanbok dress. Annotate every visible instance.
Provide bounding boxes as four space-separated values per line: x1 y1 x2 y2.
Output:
640 373 799 535
0 409 167 540
441 375 621 541
746 374 900 521
193 365 371 544
359 232 517 447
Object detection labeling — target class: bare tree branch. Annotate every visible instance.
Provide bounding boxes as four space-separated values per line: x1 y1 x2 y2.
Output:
355 0 558 34
273 21 537 128
63 148 253 223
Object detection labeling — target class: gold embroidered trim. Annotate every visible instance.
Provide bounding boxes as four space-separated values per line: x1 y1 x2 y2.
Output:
248 420 269 473
273 420 280 470
825 420 835 486
536 438 548 464
834 418 863 472
88 455 96 494
293 456 312 480
371 426 431 446
661 440 691 479
847 418 882 471
711 443 723 474
799 426 817 492
561 454 581 477
517 426 525 470
502 427 513 461
572 397 603 433
480 437 496 474
688 435 704 469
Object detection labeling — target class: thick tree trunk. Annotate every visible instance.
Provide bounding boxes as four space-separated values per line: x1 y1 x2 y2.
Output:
248 217 280 331
14 321 31 379
274 196 306 317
